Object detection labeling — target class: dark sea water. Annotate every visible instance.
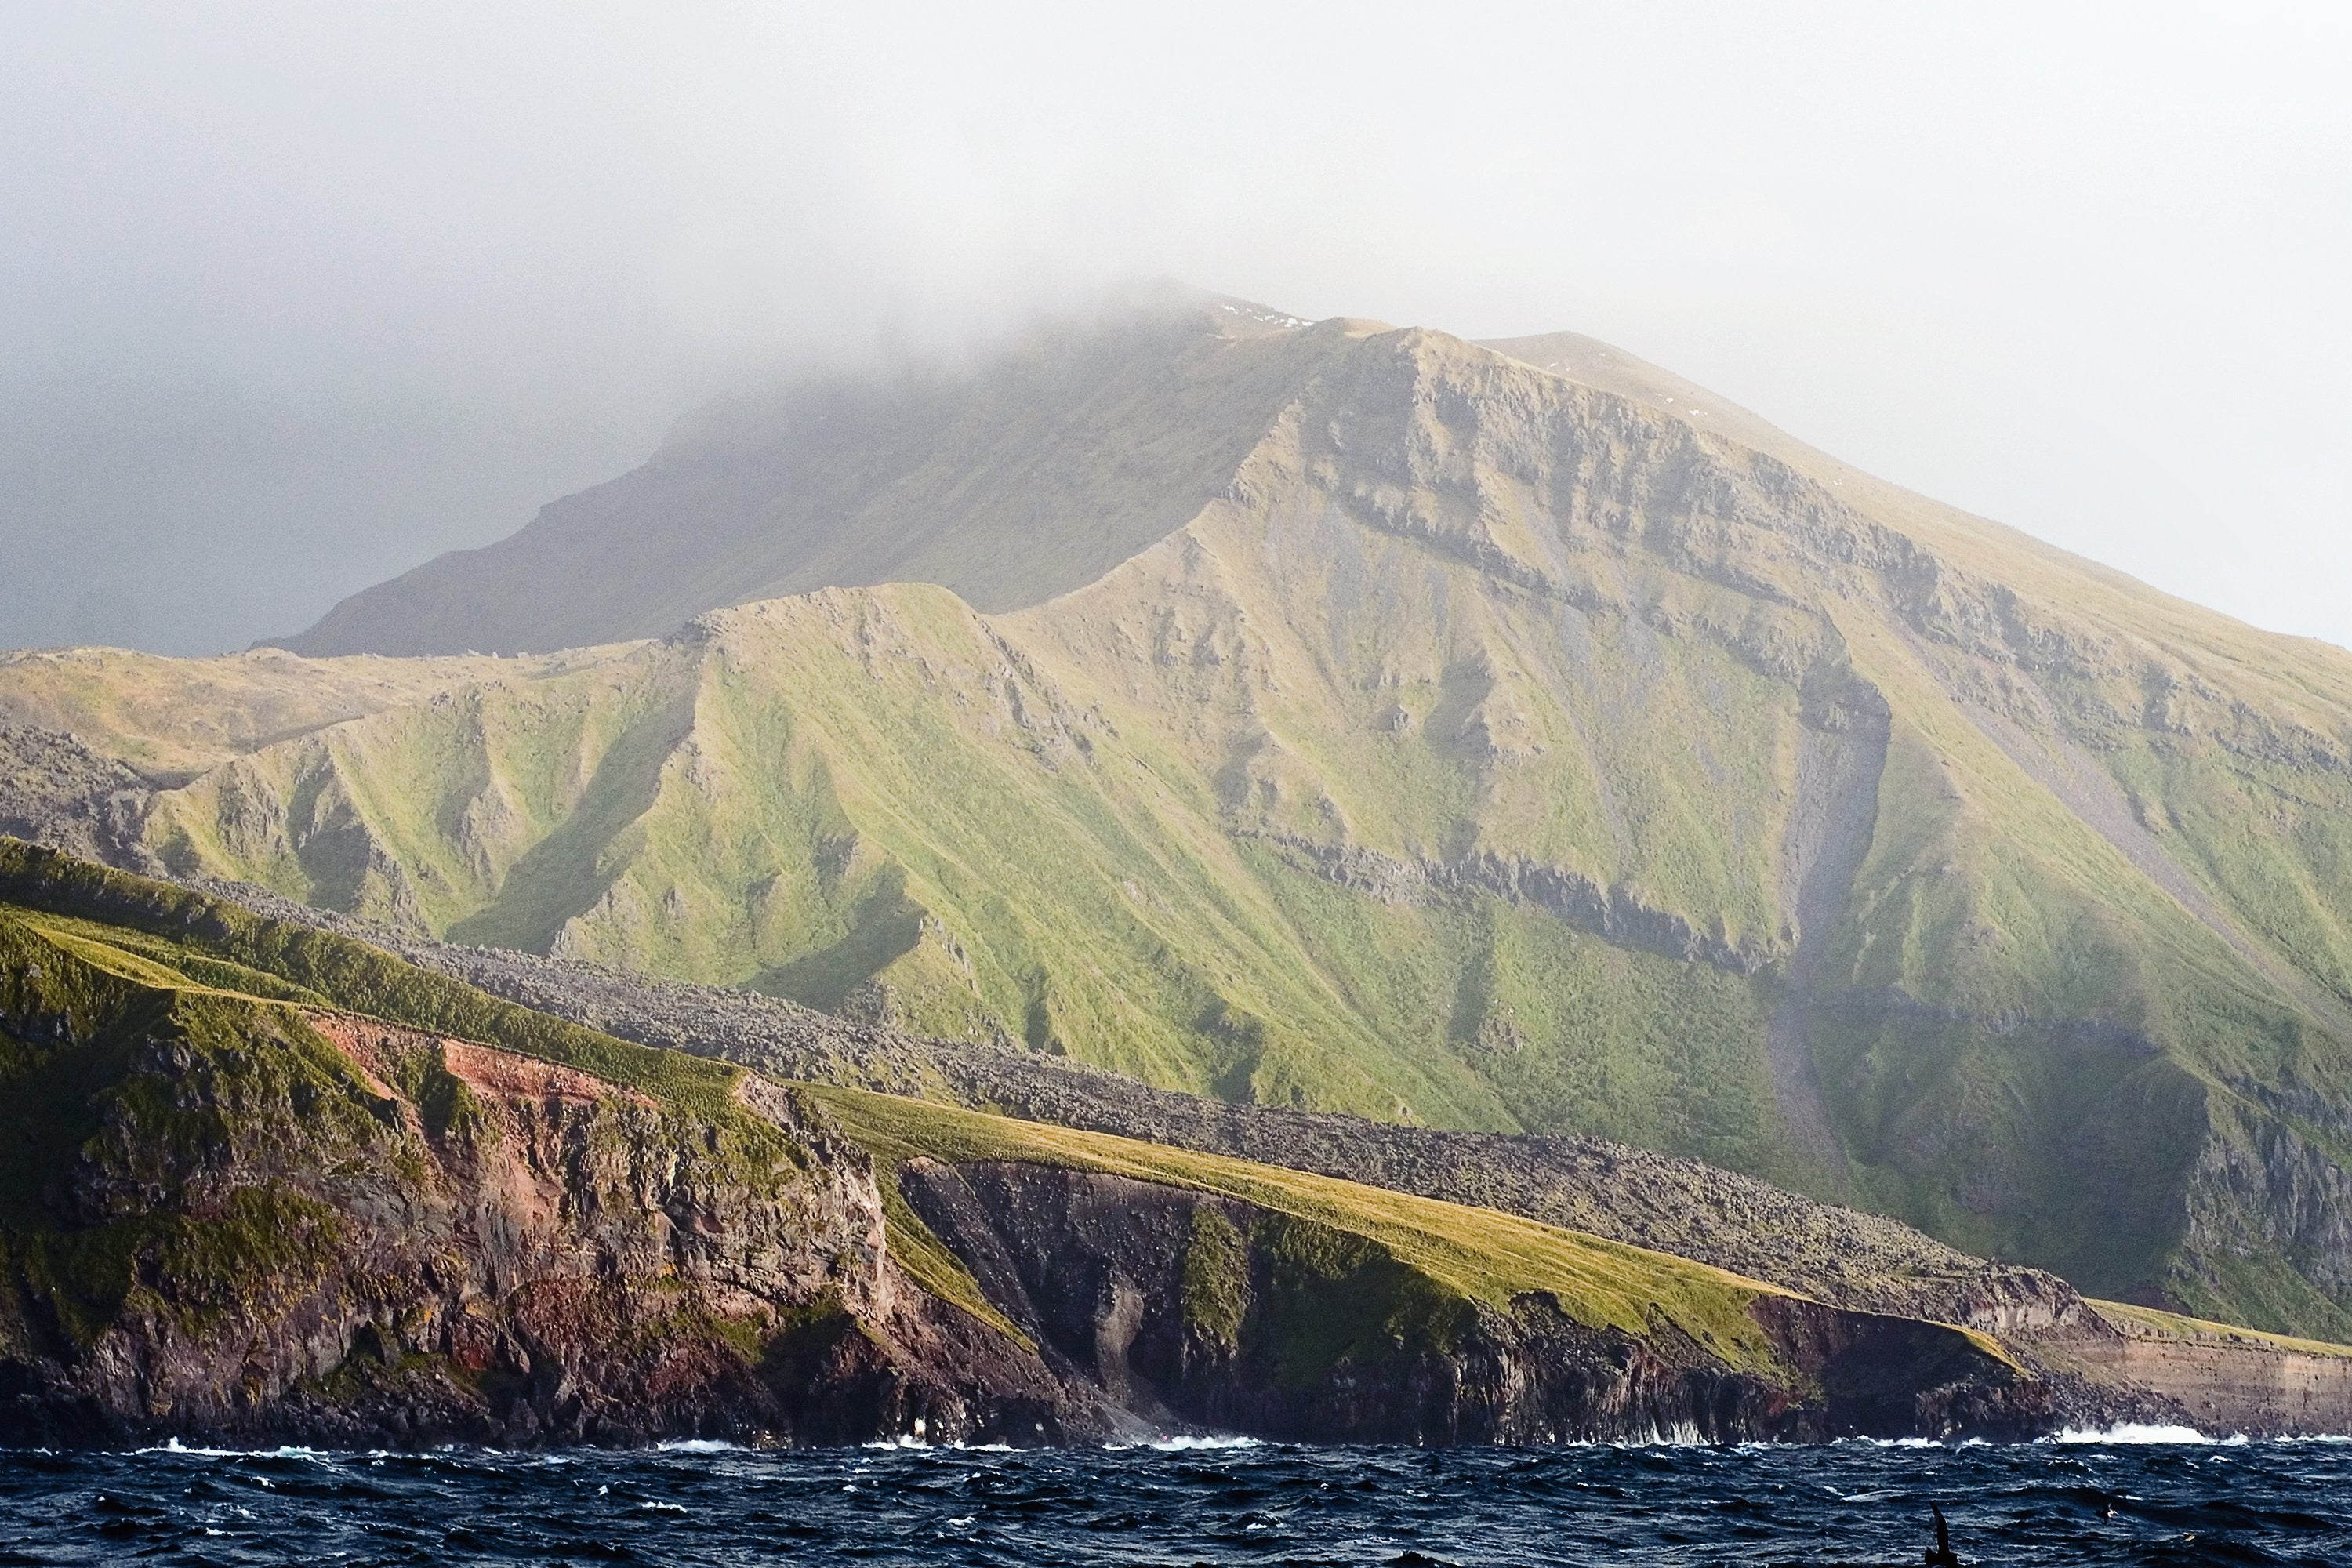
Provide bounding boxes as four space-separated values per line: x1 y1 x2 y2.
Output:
2 1428 2347 1566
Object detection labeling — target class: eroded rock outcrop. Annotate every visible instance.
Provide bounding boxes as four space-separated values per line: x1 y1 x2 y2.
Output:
0 923 1081 1445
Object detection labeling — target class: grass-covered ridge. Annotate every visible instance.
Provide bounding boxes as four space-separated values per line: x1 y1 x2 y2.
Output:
0 837 757 1125
808 1081 1834 1381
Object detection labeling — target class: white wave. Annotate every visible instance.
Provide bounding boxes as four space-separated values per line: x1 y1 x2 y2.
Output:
132 1438 333 1461
1619 1421 1708 1448
637 1501 688 1513
1852 1436 1942 1450
654 1439 743 1454
856 1433 1018 1453
1153 1434 1261 1451
2049 1423 2240 1445
1101 1433 1263 1452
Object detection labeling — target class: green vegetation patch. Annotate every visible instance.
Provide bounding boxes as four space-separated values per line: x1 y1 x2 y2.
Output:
1180 1207 1248 1351
20 1184 344 1348
1250 1210 1473 1386
0 839 808 1189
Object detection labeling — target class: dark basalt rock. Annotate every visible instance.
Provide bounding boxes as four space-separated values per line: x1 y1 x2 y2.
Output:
0 971 2040 1449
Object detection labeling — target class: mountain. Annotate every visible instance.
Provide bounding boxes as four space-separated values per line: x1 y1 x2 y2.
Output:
9 293 2352 1343
1 840 2114 1446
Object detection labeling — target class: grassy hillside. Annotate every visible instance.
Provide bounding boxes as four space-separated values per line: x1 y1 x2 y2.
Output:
0 644 622 781
11 299 2352 1339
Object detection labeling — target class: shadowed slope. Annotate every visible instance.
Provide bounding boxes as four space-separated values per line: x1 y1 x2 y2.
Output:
281 296 1343 656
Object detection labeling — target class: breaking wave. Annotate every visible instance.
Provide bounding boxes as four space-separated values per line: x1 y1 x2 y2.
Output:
2049 1422 2247 1445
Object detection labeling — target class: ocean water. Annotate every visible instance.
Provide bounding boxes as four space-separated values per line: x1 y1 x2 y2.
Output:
1 1430 2346 1566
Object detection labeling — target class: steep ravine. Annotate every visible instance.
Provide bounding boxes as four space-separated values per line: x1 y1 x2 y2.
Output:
1762 659 1892 1190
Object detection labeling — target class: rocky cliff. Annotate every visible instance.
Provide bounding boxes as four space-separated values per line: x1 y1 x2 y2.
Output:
897 1159 2044 1445
0 897 1071 1445
0 842 2089 1446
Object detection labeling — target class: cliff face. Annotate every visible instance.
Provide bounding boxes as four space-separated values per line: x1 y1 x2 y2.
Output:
2056 1305 2352 1437
0 845 2074 1446
899 1160 2049 1445
0 936 1069 1446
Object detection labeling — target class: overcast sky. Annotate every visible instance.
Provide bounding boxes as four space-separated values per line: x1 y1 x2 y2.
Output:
4 2 2347 655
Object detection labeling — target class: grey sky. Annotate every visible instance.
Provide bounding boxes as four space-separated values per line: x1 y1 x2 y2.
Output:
5 2 2347 654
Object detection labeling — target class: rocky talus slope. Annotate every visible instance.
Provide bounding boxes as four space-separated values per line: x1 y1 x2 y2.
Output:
8 293 2352 1342
0 725 152 869
0 841 2088 1446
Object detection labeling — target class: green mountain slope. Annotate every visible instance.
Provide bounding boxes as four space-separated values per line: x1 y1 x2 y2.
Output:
11 297 2352 1340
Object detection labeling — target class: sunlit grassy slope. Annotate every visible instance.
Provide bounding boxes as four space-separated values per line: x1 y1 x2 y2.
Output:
19 301 2352 1336
0 644 628 780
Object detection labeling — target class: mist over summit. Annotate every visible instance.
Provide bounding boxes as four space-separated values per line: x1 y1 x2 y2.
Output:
278 293 1342 656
